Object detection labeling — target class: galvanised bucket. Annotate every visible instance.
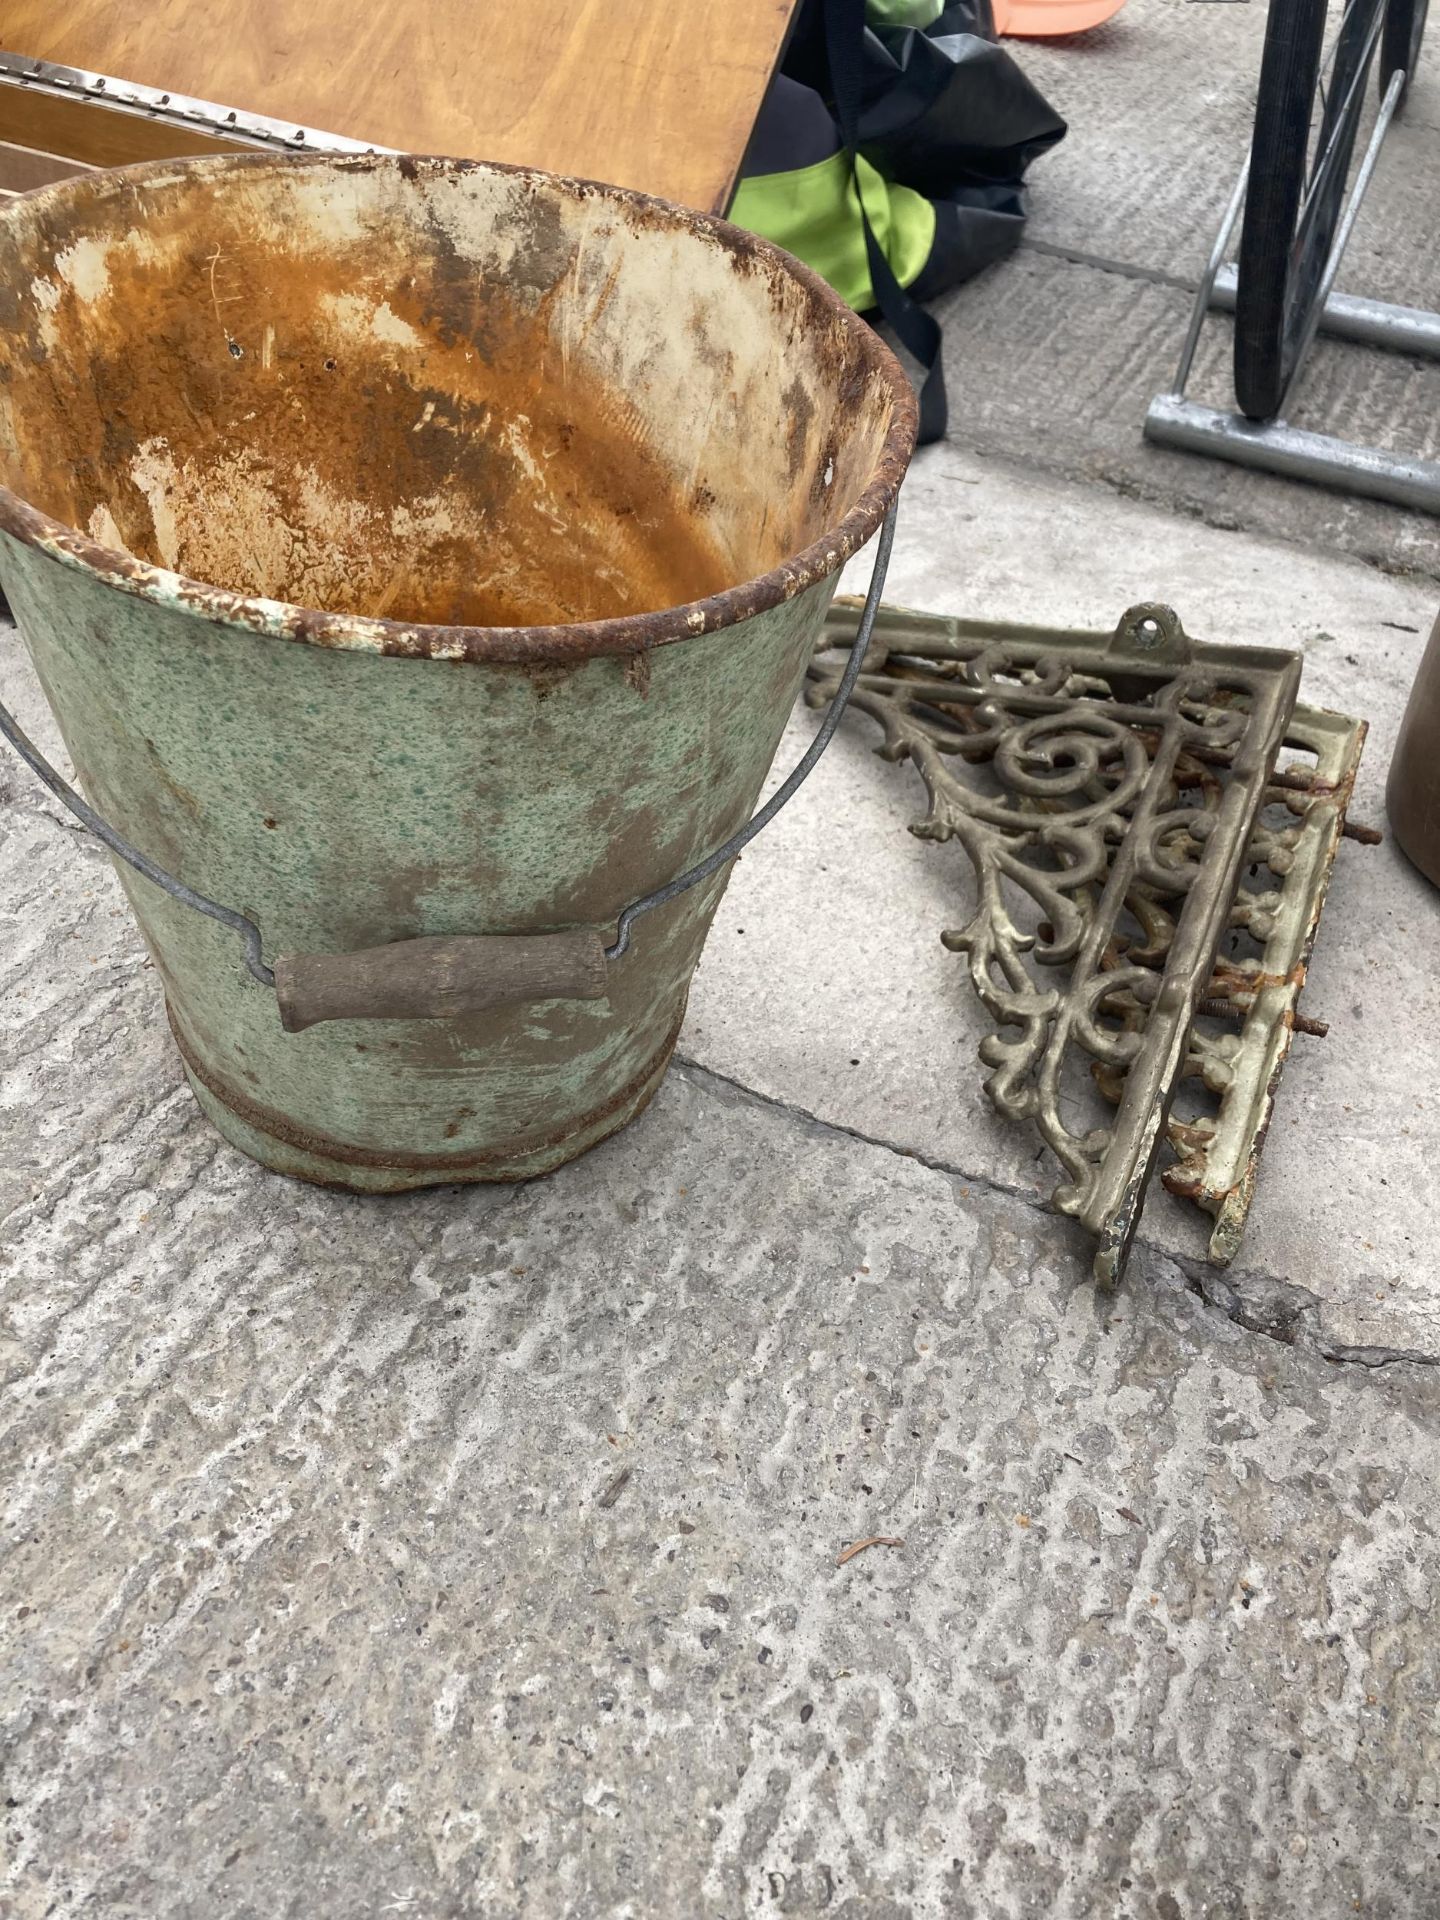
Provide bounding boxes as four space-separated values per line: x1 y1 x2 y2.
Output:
0 153 914 1190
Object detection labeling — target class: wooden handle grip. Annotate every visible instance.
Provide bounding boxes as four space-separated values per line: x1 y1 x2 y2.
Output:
273 930 609 1032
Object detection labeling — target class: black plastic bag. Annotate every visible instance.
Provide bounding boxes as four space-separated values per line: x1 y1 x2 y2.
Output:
741 0 1066 440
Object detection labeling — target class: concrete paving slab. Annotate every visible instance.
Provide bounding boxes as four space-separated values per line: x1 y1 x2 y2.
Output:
4 970 1440 1915
929 245 1440 579
1014 0 1440 310
683 442 1440 1356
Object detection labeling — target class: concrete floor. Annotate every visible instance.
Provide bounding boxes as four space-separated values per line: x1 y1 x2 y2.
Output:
5 4 1440 1914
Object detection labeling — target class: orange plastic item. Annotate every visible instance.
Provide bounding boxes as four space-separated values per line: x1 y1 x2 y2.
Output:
992 0 1126 36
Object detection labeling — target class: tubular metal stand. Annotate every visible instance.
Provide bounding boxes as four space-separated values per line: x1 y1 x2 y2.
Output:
1144 68 1440 514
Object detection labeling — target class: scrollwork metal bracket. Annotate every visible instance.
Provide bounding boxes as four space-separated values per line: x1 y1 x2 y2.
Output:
811 597 1364 1287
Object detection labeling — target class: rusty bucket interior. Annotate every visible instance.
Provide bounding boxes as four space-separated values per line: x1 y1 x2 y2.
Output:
0 153 912 641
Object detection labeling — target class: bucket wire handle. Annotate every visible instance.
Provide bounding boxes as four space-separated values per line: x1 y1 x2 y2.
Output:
0 501 896 1020
0 700 276 986
605 501 896 960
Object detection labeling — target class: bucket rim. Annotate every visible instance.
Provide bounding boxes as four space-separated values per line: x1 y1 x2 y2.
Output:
0 150 917 665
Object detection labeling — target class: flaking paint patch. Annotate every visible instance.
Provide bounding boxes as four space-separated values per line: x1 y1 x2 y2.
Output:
319 290 426 352
53 235 115 303
372 299 424 348
127 439 182 571
86 503 128 552
287 168 375 246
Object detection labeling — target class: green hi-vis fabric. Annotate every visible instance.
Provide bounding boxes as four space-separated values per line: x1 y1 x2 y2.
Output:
729 153 935 315
865 0 944 22
731 0 1064 328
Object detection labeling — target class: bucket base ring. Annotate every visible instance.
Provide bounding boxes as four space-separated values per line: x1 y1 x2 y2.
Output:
167 1001 684 1194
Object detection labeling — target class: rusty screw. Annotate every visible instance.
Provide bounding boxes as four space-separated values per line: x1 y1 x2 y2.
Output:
1341 818 1383 846
1195 994 1328 1038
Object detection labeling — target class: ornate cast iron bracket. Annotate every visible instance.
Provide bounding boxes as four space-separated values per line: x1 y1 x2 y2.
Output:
811 598 1368 1288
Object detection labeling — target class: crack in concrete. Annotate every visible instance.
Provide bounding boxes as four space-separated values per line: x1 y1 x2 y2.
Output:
1173 1256 1440 1370
1318 1341 1440 1371
1019 235 1200 296
673 1055 1440 1375
672 1054 1044 1211
1174 1258 1321 1347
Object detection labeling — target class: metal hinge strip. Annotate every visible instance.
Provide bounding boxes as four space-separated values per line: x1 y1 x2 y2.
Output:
0 49 390 158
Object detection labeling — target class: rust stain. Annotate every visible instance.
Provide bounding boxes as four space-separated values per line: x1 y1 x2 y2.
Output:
0 151 916 666
1 197 727 629
167 998 685 1177
781 374 814 486
622 650 652 698
1208 958 1308 1000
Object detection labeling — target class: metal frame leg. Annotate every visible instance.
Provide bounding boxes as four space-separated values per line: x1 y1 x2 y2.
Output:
1143 67 1440 514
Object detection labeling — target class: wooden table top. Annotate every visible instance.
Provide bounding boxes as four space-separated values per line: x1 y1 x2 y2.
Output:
0 0 797 212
